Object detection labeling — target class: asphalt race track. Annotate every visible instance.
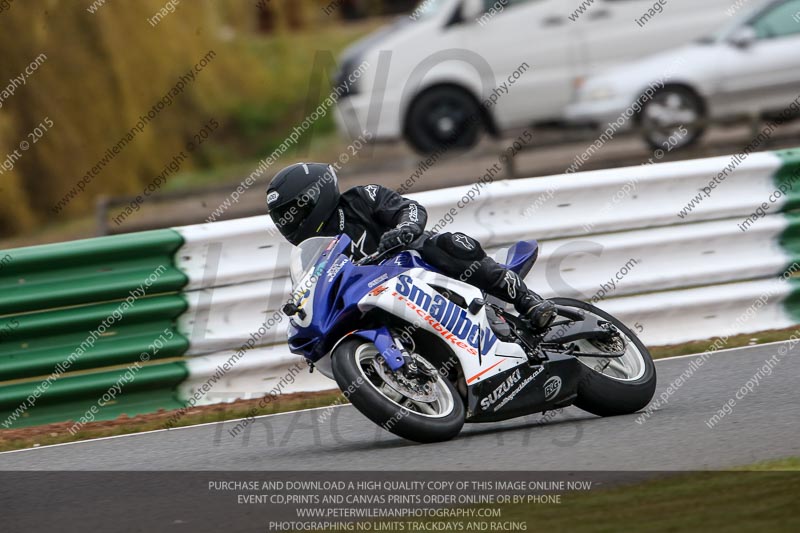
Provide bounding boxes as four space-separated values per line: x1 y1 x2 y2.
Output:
2 342 798 471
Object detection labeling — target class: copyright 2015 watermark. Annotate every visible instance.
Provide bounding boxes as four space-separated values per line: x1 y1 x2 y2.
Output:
705 351 785 429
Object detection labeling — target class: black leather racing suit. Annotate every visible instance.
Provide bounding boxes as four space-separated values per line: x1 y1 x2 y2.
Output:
316 184 540 313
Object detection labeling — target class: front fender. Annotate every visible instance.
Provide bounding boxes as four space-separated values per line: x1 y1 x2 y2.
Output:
332 326 406 371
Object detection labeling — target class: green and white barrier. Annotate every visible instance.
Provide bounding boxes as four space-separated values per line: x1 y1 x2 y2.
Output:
1 148 799 428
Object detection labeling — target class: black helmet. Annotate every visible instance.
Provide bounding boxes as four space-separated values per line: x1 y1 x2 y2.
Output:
266 163 341 245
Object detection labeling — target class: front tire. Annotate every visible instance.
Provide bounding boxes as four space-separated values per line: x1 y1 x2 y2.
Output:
332 339 465 443
550 298 657 417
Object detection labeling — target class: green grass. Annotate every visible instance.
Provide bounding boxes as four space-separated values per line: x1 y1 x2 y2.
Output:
0 389 343 452
161 128 347 192
317 458 800 532
649 325 800 359
489 464 800 532
167 22 383 191
743 457 800 471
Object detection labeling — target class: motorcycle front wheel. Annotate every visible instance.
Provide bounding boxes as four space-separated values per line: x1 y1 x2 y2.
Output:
332 339 465 443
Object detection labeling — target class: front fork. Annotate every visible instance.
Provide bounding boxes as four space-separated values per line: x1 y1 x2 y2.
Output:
346 326 406 371
346 326 438 383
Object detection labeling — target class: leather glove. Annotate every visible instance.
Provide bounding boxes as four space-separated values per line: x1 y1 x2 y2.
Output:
378 223 420 253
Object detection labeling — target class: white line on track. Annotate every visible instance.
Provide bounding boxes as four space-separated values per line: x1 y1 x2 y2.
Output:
1 339 794 456
0 404 349 456
649 339 797 361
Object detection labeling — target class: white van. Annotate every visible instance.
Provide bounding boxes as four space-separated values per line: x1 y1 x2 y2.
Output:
334 0 737 154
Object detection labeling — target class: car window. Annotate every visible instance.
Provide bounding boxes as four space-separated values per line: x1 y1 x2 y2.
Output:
750 0 800 39
481 0 541 11
410 0 451 21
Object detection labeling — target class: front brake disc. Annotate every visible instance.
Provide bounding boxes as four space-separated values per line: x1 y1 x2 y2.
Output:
373 357 438 403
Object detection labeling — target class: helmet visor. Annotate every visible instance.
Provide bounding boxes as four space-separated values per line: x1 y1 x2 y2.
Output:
269 194 319 239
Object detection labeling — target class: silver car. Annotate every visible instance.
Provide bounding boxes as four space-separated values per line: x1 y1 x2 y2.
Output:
564 0 800 150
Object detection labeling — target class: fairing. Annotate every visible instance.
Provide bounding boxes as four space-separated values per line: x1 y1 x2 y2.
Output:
286 234 579 422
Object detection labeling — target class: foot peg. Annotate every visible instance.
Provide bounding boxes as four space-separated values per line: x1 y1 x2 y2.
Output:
486 305 516 341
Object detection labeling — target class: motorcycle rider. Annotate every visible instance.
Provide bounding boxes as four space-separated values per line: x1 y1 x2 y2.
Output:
266 162 556 329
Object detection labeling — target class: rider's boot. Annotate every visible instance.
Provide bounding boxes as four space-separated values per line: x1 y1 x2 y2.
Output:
484 262 556 330
515 292 557 330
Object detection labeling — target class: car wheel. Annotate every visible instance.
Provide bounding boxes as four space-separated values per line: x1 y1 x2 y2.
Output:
639 86 705 151
404 86 484 154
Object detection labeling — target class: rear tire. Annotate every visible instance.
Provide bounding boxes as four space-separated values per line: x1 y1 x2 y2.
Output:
332 339 465 443
550 298 657 417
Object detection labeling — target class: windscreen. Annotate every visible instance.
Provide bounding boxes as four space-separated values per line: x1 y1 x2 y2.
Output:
289 236 336 285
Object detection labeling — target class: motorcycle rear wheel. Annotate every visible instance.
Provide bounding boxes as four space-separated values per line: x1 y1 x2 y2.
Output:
332 339 465 443
550 298 657 417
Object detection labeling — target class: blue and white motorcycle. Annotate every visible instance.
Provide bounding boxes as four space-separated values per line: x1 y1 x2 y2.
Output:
284 234 656 443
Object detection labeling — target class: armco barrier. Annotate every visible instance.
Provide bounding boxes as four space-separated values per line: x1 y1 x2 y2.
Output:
1 148 799 428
